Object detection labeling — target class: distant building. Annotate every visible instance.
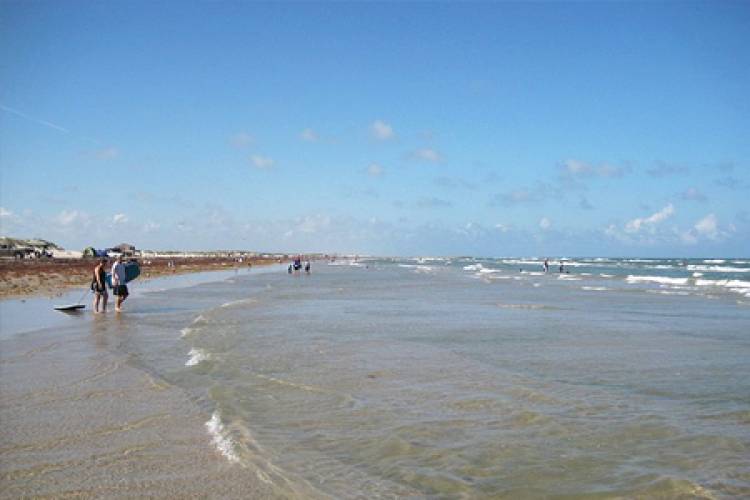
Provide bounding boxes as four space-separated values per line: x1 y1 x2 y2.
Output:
108 243 138 257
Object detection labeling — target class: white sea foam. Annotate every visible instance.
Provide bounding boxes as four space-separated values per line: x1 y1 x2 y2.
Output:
220 298 258 308
328 260 363 267
695 279 750 288
205 411 240 463
686 265 750 273
416 257 447 263
692 272 704 277
414 265 434 274
501 259 543 266
186 348 211 366
581 286 611 291
703 259 726 264
463 264 483 271
599 274 615 278
695 279 728 287
193 314 207 324
626 276 689 286
647 290 690 296
400 264 434 273
478 268 501 274
180 327 193 338
557 275 582 281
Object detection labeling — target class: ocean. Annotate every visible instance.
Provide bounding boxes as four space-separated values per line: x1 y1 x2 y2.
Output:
2 257 749 498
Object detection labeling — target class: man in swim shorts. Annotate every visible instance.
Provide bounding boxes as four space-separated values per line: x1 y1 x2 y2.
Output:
91 258 108 313
111 255 129 312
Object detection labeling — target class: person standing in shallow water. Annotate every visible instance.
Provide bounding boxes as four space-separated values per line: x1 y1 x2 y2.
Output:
91 258 108 313
111 255 129 312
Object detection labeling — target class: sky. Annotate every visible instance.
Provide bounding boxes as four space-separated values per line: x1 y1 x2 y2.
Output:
1 1 748 257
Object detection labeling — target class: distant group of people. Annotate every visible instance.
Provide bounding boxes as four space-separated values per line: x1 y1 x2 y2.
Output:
288 255 311 275
91 255 130 313
541 258 569 274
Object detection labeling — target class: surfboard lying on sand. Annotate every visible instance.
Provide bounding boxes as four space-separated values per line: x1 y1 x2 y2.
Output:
105 261 141 287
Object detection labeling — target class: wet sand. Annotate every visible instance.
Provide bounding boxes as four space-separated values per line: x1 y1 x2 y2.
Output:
0 268 295 499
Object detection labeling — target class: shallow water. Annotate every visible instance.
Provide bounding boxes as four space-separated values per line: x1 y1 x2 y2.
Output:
2 258 750 497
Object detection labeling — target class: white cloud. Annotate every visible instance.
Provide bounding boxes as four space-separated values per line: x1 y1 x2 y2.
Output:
250 155 275 169
298 214 332 234
56 209 90 227
539 217 551 230
410 148 442 163
680 187 707 202
367 163 384 177
300 128 319 142
625 204 674 233
0 207 13 218
144 221 160 233
495 223 511 232
370 120 395 141
560 159 629 179
681 213 728 244
95 147 119 160
112 213 128 225
416 197 452 209
694 213 719 239
230 132 254 148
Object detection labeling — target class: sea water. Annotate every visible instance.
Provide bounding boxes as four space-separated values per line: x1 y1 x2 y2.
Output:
5 258 750 497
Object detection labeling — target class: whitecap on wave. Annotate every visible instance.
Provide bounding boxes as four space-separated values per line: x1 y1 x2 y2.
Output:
626 276 689 286
205 411 240 463
186 348 211 366
557 275 582 281
687 265 750 273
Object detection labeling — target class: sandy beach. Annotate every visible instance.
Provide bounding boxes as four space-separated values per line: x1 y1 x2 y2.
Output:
0 257 280 299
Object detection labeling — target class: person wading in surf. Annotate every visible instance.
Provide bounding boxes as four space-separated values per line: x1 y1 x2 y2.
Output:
111 255 129 312
91 258 108 313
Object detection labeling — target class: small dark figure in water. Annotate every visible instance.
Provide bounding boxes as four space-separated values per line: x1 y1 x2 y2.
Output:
559 264 564 273
543 258 550 273
304 261 310 273
288 264 293 274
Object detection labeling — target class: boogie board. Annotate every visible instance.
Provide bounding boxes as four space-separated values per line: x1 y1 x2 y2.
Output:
105 261 141 288
54 304 85 312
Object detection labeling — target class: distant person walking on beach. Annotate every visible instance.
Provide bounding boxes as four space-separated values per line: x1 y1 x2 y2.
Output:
543 258 550 273
111 255 129 312
91 258 108 313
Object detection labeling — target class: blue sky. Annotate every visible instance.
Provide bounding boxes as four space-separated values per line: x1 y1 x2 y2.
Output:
1 2 748 256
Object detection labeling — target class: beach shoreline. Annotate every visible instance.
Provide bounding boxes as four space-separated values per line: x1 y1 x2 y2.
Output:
0 262 302 498
0 256 281 300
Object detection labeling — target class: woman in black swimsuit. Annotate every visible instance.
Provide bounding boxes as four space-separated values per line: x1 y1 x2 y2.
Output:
91 258 108 313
